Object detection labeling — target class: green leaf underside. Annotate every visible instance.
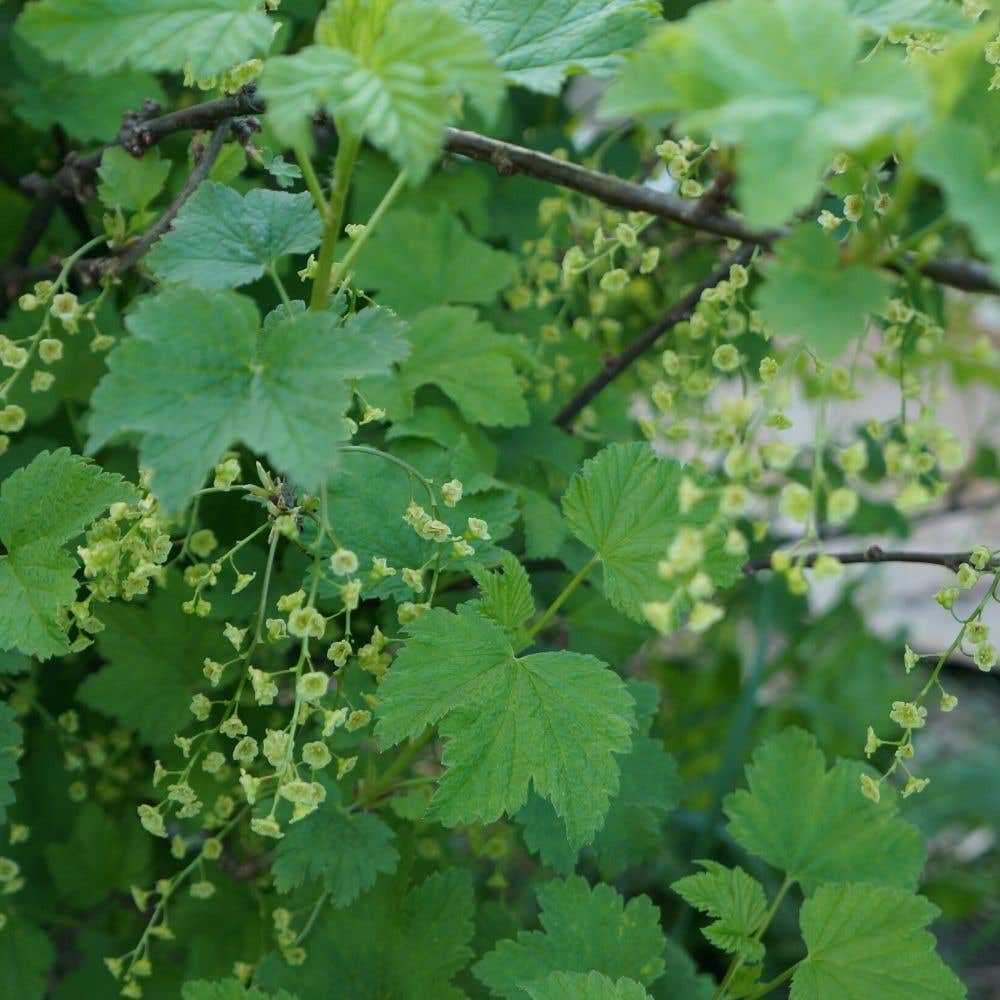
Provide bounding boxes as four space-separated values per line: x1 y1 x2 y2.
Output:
723 727 925 893
757 226 892 357
271 789 399 906
0 449 134 658
524 971 653 1000
146 183 323 289
254 870 474 999
561 442 742 623
16 0 275 78
79 573 229 746
375 605 635 847
473 876 666 1000
672 860 768 962
349 211 519 316
444 0 659 95
844 0 968 33
87 288 407 510
260 3 502 178
791 884 965 999
603 0 926 225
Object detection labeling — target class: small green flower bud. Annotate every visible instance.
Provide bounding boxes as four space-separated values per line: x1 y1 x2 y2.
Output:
262 729 291 767
288 606 326 638
955 563 979 589
859 773 880 803
864 726 880 758
345 709 371 733
137 804 167 838
297 671 329 703
826 487 858 525
233 736 259 764
712 344 740 372
758 356 779 383
467 517 490 540
974 643 997 672
302 741 332 770
441 479 463 507
250 816 283 840
0 405 26 433
223 623 246 650
779 482 814 523
189 529 218 558
202 751 225 774
599 268 629 293
889 700 927 729
370 556 396 579
189 694 212 721
340 579 362 611
327 639 352 666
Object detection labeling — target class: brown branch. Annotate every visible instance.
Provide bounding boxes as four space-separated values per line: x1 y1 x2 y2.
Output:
442 127 998 296
742 544 997 575
553 245 754 428
104 120 232 276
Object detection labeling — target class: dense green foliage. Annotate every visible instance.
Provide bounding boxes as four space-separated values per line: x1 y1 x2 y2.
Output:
1 0 998 997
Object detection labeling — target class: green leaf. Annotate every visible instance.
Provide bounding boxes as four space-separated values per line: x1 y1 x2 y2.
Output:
16 0 275 78
389 307 529 427
376 605 635 847
78 573 229 745
443 0 659 95
603 0 926 225
272 787 399 906
315 443 519 604
519 688 681 876
791 884 965 999
255 870 475 999
97 147 172 213
0 702 23 829
260 2 502 179
469 550 536 640
350 211 518 316
0 449 135 658
844 0 968 33
45 801 153 908
146 183 323 289
473 876 666 1000
87 289 407 510
0 917 54 1000
672 860 768 963
525 971 653 1000
916 122 1000 278
649 940 715 1000
561 442 741 624
757 226 892 357
9 36 167 142
723 727 925 893
182 978 299 1000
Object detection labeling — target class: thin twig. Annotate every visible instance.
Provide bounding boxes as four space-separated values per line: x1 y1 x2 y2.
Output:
743 544 997 575
554 245 754 428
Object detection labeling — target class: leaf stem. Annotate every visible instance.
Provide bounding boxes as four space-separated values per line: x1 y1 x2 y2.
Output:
333 169 409 294
525 555 599 640
294 145 328 218
352 728 433 810
310 128 362 310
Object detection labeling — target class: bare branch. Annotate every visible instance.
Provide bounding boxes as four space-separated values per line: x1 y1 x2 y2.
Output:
553 245 754 428
442 127 998 296
742 544 997 575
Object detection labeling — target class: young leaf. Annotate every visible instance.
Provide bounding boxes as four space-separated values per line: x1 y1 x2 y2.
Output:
146 184 323 289
757 226 891 357
724 727 925 893
672 860 768 962
602 0 926 225
97 147 172 213
469 550 536 640
916 122 1000 277
87 289 407 510
561 442 741 624
254 870 475 999
0 449 134 658
16 0 275 78
524 971 653 1000
350 211 518 316
791 884 965 999
0 703 23 829
444 0 660 95
78 573 228 746
271 786 399 906
473 876 666 1000
260 2 503 179
375 605 635 847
